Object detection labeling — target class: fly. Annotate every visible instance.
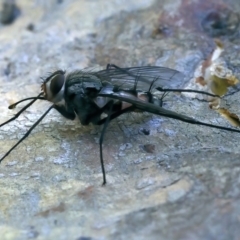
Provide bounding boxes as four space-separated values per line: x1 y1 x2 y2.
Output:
0 64 239 185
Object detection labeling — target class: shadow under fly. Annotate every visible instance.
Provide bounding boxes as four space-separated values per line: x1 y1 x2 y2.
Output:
1 64 240 185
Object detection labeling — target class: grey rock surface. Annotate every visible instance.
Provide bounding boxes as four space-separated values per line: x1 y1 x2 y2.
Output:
0 0 240 239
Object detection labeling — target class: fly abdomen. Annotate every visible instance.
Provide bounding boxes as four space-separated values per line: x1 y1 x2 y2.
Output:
100 89 162 113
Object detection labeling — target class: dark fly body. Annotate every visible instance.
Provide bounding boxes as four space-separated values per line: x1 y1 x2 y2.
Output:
0 64 239 185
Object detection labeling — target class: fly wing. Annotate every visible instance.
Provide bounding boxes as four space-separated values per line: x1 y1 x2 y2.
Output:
96 66 185 91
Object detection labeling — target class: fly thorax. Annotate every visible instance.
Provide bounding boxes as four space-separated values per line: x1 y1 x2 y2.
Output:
81 75 102 91
67 72 103 94
41 70 66 104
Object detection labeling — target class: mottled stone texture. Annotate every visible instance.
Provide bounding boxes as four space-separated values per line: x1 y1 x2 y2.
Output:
0 0 240 239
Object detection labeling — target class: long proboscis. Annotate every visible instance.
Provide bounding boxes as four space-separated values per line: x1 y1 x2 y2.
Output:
0 93 44 128
8 96 46 109
0 105 54 163
98 93 240 133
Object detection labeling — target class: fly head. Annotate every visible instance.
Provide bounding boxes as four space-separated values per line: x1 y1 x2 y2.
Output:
41 70 66 104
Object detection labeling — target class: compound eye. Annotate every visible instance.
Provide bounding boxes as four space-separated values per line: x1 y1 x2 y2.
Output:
50 74 65 95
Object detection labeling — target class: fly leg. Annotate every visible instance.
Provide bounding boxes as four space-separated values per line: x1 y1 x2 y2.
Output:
57 99 112 184
97 100 116 185
93 101 134 185
156 87 218 98
0 105 54 162
0 93 43 127
97 106 135 185
99 111 110 185
76 100 126 185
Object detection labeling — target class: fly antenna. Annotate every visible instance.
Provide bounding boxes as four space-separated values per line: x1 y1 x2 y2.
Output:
0 93 44 128
0 105 54 163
